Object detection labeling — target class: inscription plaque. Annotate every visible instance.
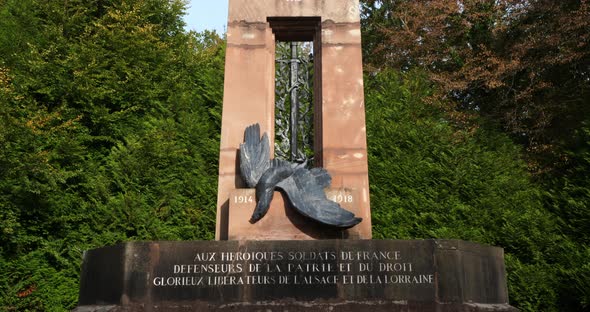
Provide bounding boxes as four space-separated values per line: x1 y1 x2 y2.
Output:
150 243 434 301
77 239 515 311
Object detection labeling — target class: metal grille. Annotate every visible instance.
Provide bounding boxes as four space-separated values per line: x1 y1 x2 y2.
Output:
275 41 314 164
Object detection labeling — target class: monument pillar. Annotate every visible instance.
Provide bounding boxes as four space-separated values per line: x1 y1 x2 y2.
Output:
216 0 371 240
73 2 518 311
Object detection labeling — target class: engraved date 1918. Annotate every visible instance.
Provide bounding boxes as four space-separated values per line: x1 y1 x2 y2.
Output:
329 194 353 204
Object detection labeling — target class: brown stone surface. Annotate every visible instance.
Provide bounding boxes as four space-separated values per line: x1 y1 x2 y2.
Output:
216 21 276 239
216 0 371 240
228 0 361 24
74 240 518 312
75 302 519 312
228 188 360 240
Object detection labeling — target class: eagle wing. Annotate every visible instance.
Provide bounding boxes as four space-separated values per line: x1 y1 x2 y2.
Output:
276 168 362 228
239 124 270 188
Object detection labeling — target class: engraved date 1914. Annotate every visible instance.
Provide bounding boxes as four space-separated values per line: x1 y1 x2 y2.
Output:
233 195 254 204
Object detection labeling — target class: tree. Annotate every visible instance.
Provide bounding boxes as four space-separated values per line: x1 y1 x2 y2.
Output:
361 0 590 173
0 0 224 310
365 69 587 311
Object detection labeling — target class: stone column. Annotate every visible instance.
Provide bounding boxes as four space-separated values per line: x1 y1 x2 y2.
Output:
216 0 371 240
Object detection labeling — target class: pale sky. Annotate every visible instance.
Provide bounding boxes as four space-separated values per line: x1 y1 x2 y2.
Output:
183 0 229 34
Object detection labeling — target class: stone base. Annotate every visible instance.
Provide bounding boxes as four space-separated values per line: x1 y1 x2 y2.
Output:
74 301 518 312
74 240 518 312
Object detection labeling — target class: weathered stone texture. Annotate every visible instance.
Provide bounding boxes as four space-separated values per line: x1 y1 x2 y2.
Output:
75 240 517 312
217 0 371 240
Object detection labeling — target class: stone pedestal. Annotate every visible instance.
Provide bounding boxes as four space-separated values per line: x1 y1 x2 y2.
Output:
216 0 372 240
73 240 518 312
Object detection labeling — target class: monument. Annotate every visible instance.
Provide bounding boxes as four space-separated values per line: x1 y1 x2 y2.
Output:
74 1 518 311
216 0 372 241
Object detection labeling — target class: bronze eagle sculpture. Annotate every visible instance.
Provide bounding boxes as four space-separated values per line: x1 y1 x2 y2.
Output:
239 123 362 228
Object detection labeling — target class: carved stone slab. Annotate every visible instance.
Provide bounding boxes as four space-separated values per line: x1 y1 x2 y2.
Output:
228 188 359 240
74 240 518 312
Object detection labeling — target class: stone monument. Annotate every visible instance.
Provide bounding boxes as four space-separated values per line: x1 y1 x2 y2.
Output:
216 0 371 241
74 1 518 311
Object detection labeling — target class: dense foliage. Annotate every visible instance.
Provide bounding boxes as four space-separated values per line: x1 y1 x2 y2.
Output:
0 0 588 311
0 0 224 310
361 0 590 173
361 0 590 310
366 70 589 311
